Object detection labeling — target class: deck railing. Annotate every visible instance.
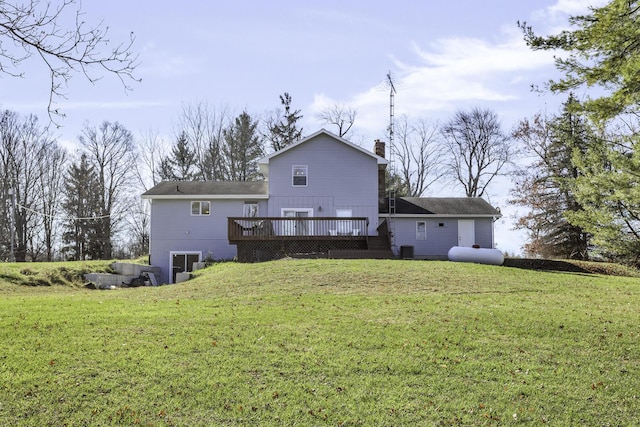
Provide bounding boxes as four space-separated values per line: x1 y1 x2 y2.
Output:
228 217 369 242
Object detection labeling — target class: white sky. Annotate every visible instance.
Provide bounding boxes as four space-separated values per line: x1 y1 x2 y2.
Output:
1 0 608 255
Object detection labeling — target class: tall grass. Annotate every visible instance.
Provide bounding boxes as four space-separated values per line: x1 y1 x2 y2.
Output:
1 259 639 425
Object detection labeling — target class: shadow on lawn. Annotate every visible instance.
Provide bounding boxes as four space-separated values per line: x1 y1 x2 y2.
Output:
503 258 592 274
503 258 640 277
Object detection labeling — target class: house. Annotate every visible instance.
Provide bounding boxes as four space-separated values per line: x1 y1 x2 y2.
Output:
142 129 501 283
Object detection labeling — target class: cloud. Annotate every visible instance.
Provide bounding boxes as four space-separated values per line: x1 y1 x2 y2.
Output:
56 100 170 110
137 43 206 79
310 4 591 139
332 28 553 129
546 0 608 17
531 0 609 31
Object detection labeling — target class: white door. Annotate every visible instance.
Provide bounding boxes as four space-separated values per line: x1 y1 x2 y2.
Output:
281 208 313 236
458 220 475 247
336 209 353 235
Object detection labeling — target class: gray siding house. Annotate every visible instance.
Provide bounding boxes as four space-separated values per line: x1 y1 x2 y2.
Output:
142 129 501 283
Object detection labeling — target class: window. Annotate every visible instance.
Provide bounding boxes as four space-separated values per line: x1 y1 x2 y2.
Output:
243 202 259 217
416 221 427 240
292 165 308 187
191 201 210 216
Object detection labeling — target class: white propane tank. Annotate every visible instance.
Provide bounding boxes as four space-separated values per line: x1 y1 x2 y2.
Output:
447 246 504 266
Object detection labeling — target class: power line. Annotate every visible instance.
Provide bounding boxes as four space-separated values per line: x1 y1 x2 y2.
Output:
15 202 111 221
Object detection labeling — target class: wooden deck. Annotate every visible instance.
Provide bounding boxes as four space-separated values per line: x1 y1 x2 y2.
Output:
228 217 369 242
228 217 380 262
227 217 396 262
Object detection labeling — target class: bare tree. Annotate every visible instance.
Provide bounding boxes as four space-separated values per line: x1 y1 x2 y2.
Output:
317 103 357 137
133 129 168 191
394 116 446 197
175 101 230 181
441 107 511 197
125 199 150 258
128 130 167 259
38 141 67 261
78 121 135 259
0 111 52 261
0 0 139 122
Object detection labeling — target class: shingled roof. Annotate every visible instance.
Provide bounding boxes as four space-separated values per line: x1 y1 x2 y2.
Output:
384 197 501 217
141 181 268 199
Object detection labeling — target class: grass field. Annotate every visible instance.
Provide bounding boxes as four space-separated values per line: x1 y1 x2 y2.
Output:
1 259 639 426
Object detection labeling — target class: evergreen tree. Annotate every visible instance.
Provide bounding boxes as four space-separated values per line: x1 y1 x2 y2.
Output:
510 95 591 259
520 0 640 121
158 132 198 181
385 169 409 199
222 111 264 181
521 0 640 263
267 92 303 151
61 154 101 260
567 130 640 262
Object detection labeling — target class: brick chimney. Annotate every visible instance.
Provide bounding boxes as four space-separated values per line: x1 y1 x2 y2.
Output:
374 139 386 213
374 139 385 158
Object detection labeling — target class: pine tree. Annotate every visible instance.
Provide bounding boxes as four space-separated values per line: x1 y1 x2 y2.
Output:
567 130 640 262
222 111 264 181
510 95 592 259
158 132 198 181
520 0 640 121
268 92 303 151
61 154 101 260
521 1 640 263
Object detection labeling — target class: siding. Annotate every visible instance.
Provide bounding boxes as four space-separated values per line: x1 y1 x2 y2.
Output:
392 217 496 259
266 134 379 234
149 198 265 283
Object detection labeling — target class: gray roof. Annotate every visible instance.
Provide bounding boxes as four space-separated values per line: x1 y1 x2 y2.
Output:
141 181 268 198
389 197 501 217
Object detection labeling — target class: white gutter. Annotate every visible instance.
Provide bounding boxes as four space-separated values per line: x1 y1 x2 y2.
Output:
141 194 269 200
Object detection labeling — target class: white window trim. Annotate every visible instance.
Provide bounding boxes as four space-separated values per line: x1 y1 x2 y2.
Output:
243 202 259 217
292 165 308 187
281 208 314 217
169 251 202 284
191 201 210 216
416 221 427 240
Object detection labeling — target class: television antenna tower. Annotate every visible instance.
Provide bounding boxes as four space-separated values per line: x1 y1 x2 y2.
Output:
386 71 397 253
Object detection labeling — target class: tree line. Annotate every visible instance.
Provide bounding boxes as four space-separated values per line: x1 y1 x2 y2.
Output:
0 92 308 262
512 0 640 263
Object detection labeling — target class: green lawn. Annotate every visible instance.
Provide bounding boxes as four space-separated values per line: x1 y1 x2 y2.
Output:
1 259 639 426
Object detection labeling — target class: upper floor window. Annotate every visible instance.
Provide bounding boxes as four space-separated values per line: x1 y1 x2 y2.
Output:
292 165 308 187
416 221 427 240
243 202 259 217
191 201 210 216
